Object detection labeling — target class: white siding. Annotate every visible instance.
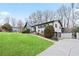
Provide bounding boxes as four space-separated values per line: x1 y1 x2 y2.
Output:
53 22 61 32
77 33 79 39
36 26 45 34
36 26 39 33
38 28 45 34
49 23 53 25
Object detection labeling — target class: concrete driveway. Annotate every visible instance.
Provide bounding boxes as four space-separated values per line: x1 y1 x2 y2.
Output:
38 39 79 56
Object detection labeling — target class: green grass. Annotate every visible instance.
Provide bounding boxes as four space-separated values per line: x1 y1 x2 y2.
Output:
0 32 53 56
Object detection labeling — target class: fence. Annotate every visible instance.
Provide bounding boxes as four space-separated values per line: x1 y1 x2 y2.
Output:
77 33 79 39
61 33 72 39
61 33 79 39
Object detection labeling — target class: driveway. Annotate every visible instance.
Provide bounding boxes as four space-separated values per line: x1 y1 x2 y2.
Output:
38 39 79 56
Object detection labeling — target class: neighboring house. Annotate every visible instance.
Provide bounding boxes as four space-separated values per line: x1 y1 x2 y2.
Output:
31 20 63 38
12 27 20 32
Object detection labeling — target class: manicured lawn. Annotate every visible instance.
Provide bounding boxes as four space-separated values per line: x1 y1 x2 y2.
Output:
0 32 53 56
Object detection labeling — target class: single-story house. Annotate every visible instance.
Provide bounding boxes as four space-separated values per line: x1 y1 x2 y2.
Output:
31 20 63 38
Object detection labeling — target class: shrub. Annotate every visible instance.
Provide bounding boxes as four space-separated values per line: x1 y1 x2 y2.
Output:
22 29 30 33
26 29 30 33
44 25 54 38
72 26 79 32
1 23 12 32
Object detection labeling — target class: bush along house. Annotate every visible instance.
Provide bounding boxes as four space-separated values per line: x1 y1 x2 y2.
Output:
31 20 63 40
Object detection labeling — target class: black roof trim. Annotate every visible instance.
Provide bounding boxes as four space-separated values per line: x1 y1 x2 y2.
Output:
31 20 63 27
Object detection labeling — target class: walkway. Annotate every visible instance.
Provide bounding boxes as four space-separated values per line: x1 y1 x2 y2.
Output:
38 39 79 56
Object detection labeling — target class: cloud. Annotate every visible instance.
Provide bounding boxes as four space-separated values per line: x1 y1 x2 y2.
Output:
0 11 11 16
0 19 5 25
0 11 11 25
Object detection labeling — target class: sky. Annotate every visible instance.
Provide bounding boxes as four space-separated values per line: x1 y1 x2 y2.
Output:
0 3 71 20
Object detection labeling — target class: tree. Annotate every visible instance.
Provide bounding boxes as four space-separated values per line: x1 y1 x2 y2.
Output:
23 22 27 30
29 10 56 26
36 10 42 24
31 12 37 24
71 3 76 28
57 5 71 28
22 21 30 33
1 23 12 32
44 25 54 38
28 16 34 26
17 20 23 32
72 26 79 32
29 11 43 25
43 10 50 22
65 7 71 28
11 17 16 27
49 11 55 21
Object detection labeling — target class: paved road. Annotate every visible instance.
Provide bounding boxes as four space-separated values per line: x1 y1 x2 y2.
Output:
38 39 79 56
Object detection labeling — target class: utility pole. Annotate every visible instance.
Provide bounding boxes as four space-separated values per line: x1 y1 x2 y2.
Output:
71 3 75 28
71 3 77 39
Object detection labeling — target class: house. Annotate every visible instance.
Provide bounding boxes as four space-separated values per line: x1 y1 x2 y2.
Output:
31 20 63 38
12 27 20 32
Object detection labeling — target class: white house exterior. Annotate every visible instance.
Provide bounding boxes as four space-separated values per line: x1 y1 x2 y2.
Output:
53 21 61 33
31 20 63 38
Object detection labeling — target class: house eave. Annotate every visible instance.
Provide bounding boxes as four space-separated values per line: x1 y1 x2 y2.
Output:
31 20 63 27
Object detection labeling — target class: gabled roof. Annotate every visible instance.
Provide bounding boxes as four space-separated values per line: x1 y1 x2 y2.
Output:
31 20 63 27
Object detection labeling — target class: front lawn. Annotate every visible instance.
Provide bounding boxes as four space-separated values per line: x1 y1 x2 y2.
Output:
0 32 53 56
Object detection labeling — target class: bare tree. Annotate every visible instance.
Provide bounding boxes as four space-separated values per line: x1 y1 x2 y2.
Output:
65 7 71 28
57 5 71 28
28 16 34 26
36 10 42 24
29 10 57 26
17 20 23 32
62 6 71 28
71 3 76 28
29 11 43 25
31 12 37 25
57 6 65 28
43 10 50 22
49 11 55 21
11 17 16 27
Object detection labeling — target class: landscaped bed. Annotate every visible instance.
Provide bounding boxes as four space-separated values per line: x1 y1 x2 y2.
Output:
0 32 53 56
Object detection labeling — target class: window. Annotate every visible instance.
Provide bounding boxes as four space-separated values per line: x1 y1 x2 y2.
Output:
59 26 61 29
41 31 43 33
55 24 57 28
